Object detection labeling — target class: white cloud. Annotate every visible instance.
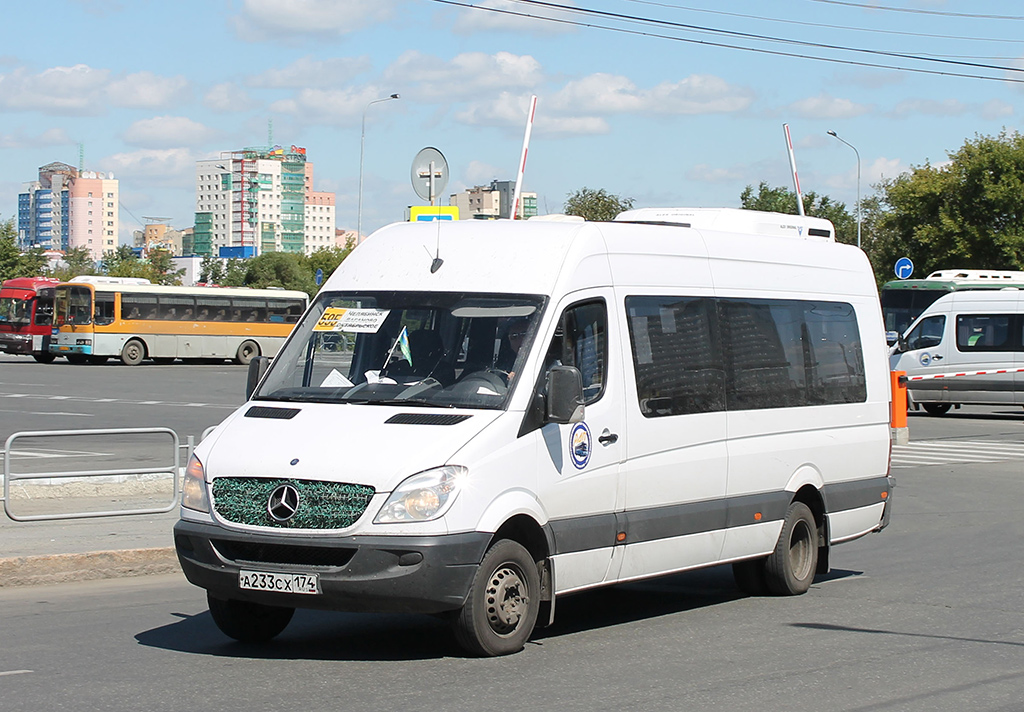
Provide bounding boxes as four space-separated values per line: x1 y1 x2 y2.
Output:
269 86 399 125
384 51 542 101
0 65 110 114
456 92 609 135
122 116 218 148
891 98 967 118
249 56 371 88
233 0 396 41
981 99 1014 120
464 160 503 184
99 148 198 188
106 71 190 108
451 0 577 35
685 164 746 183
789 93 871 120
0 127 74 150
549 73 753 116
868 157 906 183
204 82 260 113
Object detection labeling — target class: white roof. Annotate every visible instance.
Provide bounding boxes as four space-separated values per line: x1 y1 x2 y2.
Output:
614 207 835 241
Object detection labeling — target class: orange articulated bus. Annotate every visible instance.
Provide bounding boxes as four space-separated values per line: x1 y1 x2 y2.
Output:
50 277 308 365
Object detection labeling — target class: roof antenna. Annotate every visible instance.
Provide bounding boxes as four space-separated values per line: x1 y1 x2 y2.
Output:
430 216 443 273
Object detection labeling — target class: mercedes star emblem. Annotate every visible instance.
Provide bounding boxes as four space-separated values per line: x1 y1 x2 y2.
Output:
267 484 300 522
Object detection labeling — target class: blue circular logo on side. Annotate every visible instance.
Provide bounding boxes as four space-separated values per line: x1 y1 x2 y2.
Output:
570 422 592 470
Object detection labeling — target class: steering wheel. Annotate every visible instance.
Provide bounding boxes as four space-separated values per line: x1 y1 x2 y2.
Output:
459 369 508 392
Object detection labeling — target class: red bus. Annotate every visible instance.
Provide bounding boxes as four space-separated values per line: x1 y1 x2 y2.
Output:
0 277 60 363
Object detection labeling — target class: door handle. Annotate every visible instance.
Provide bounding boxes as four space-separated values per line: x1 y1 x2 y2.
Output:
931 354 943 361
598 430 619 445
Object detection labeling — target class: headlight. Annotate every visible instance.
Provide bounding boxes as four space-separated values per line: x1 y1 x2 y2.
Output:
374 465 466 523
181 454 210 513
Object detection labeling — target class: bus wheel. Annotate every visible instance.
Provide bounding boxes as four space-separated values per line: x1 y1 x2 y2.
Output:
452 539 540 657
764 502 818 596
32 353 56 364
120 339 146 366
66 354 88 364
207 594 294 643
922 403 951 416
235 340 259 366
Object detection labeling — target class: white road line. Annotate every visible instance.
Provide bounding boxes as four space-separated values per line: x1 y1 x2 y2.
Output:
0 670 33 677
892 440 1024 468
0 392 237 409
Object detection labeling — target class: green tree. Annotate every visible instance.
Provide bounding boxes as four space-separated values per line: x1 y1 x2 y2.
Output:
146 248 186 286
104 245 150 280
222 259 247 287
199 255 225 284
307 242 355 288
243 251 316 295
874 130 1024 279
739 181 857 246
564 187 635 221
44 246 99 281
0 217 48 280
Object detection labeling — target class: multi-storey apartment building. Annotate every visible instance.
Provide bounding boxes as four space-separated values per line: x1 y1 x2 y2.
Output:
193 146 335 258
18 162 119 262
449 179 538 220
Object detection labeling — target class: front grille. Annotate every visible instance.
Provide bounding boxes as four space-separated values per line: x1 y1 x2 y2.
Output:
211 539 356 568
212 477 375 529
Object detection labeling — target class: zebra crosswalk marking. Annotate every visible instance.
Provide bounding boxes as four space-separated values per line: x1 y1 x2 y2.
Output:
891 440 1024 468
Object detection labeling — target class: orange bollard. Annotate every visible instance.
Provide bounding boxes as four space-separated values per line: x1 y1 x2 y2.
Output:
890 370 907 429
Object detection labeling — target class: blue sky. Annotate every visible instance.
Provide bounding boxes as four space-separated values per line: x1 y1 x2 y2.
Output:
1 0 1023 243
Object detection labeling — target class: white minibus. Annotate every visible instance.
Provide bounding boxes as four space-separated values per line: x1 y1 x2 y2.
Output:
175 209 894 656
890 289 1024 414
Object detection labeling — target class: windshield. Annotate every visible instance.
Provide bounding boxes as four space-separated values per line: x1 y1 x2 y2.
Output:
881 288 949 338
255 291 547 409
0 296 31 327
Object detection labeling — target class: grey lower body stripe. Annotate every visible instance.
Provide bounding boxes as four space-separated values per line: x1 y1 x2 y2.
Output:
548 476 891 556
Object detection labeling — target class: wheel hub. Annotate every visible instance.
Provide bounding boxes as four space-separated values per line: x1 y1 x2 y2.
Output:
486 566 529 633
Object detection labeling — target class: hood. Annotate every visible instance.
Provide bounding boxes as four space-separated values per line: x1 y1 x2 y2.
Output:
197 401 504 493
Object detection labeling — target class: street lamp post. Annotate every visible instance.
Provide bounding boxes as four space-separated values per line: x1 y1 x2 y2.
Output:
357 93 400 240
827 130 861 249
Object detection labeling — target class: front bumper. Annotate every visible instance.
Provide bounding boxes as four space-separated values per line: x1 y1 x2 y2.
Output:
174 519 491 614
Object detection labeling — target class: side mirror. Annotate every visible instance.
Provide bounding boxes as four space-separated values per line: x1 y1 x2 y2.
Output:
545 365 585 424
894 334 908 353
246 356 271 400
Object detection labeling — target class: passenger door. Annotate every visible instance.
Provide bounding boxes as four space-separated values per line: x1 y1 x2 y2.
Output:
535 292 626 594
894 314 949 405
617 294 729 582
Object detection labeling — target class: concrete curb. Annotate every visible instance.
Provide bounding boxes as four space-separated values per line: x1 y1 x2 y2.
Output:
0 547 178 588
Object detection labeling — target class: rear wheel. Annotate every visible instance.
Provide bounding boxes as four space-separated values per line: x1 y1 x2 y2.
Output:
452 539 540 657
120 339 146 366
764 502 818 596
922 403 951 416
207 594 294 643
32 352 56 364
235 340 259 366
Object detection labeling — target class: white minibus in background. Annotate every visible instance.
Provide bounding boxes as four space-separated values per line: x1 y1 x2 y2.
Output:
175 209 894 656
890 289 1024 415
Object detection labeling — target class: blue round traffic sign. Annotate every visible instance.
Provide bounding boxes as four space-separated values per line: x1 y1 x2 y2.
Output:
894 257 914 280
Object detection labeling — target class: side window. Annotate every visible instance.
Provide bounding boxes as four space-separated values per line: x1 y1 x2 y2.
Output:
547 300 607 403
906 315 946 351
625 296 724 417
94 292 115 325
956 314 1013 351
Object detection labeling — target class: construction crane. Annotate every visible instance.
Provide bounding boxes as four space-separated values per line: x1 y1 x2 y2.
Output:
142 216 172 224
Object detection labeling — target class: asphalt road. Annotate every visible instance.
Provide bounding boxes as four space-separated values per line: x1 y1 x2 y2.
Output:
3 354 1024 710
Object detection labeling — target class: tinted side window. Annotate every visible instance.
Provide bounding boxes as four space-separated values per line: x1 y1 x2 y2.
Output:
906 315 945 351
956 314 1014 351
626 296 724 417
94 292 115 325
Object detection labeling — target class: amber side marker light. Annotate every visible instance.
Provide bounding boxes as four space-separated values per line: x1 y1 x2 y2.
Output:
616 532 627 542
753 512 762 521
881 491 888 500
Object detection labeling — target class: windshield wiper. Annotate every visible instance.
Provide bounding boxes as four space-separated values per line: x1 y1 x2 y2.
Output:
344 397 440 407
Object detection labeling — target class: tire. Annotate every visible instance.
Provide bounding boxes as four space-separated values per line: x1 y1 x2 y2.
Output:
120 339 146 366
452 539 540 657
732 558 769 596
235 340 259 366
922 403 952 416
207 594 294 643
764 501 819 596
32 352 55 364
87 355 108 364
66 354 88 364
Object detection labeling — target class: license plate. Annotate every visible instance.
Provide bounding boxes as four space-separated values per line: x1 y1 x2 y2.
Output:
238 570 320 595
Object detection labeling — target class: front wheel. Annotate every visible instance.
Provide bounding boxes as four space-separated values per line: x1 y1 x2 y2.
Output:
922 403 952 416
32 352 56 364
207 594 294 643
452 539 540 657
120 339 145 366
764 501 819 596
235 340 259 365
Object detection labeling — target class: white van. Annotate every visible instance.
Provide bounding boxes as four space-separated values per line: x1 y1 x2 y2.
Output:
890 289 1024 415
174 209 893 656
